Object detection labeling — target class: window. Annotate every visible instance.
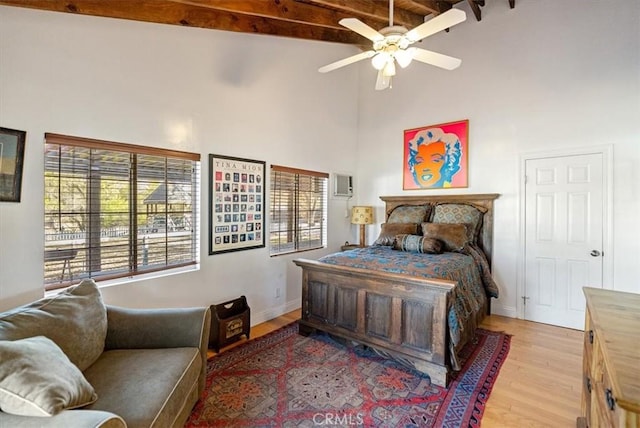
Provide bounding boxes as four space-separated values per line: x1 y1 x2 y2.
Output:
269 165 328 255
44 133 200 290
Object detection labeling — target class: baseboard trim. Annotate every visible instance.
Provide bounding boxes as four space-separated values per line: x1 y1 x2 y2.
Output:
491 304 517 319
251 299 300 326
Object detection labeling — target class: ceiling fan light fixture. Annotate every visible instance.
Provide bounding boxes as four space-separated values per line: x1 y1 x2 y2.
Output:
382 60 396 77
394 48 414 68
318 3 466 91
371 52 390 70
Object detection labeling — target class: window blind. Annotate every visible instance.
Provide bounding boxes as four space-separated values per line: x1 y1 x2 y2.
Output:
44 133 200 290
269 165 328 256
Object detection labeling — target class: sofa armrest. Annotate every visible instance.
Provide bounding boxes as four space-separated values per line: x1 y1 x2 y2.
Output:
105 306 210 350
105 305 211 395
0 409 126 428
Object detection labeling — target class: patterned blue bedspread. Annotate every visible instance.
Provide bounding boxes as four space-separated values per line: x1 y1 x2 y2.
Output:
318 246 487 366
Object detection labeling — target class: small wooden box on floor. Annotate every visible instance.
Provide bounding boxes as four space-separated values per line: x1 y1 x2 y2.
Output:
209 296 250 352
578 287 640 427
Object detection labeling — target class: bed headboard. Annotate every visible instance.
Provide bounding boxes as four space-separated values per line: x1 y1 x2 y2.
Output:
379 194 499 266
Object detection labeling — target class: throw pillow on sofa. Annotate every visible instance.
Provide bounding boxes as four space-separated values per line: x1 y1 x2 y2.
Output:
0 335 98 416
0 279 107 371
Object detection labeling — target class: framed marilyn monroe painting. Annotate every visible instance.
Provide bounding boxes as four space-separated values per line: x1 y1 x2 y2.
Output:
403 120 468 190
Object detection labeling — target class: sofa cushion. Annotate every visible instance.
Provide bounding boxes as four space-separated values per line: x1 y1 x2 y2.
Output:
83 347 201 428
0 409 126 428
0 336 98 417
0 279 107 371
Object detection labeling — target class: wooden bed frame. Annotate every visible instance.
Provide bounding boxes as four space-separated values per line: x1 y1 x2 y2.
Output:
293 194 499 387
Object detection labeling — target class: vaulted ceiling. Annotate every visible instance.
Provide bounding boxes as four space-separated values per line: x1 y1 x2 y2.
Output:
0 0 515 45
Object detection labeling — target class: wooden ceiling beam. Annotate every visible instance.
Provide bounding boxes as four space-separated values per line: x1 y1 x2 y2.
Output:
399 0 441 15
0 0 515 43
296 0 426 29
171 0 344 30
467 0 483 21
437 1 453 13
0 0 364 44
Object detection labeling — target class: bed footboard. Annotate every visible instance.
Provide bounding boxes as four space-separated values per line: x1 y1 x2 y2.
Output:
293 258 455 387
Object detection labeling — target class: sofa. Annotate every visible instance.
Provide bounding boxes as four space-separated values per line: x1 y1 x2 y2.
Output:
0 279 211 427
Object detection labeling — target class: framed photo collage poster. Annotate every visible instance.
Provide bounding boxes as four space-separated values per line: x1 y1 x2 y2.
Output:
208 154 265 255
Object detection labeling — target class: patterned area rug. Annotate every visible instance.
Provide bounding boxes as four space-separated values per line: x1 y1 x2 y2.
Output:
187 322 510 427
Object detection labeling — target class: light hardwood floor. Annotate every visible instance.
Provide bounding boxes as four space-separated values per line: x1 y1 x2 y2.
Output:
479 315 583 427
211 310 584 428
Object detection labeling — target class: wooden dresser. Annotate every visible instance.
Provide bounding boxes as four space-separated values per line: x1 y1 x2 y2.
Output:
579 287 640 427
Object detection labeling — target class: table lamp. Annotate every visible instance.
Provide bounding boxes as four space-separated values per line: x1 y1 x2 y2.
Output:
351 206 374 247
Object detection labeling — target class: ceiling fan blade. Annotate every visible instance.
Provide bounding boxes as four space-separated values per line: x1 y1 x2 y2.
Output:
375 70 391 90
318 50 376 73
411 48 461 70
339 18 385 42
405 9 466 43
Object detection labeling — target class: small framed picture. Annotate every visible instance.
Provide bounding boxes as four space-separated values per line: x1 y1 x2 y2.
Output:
0 127 26 202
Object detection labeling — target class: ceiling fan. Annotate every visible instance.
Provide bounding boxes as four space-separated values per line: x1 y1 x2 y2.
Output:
318 0 467 90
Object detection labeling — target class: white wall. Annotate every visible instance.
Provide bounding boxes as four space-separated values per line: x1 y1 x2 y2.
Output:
0 6 362 321
356 0 640 316
2 0 639 323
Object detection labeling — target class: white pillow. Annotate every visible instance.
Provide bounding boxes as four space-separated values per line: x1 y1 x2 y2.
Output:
0 336 98 417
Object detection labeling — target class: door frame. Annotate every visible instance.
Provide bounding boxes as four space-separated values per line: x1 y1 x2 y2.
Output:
517 145 614 319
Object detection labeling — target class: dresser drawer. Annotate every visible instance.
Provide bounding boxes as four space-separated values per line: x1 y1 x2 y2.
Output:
592 372 616 427
583 311 594 366
582 350 593 425
599 365 640 427
580 288 640 428
582 311 594 427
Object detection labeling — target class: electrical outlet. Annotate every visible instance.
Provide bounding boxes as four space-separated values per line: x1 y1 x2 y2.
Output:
275 287 281 298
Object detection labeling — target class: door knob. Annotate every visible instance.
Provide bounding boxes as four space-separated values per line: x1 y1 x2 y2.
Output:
590 250 601 257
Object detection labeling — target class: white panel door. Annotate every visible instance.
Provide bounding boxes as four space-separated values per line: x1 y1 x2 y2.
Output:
524 153 603 330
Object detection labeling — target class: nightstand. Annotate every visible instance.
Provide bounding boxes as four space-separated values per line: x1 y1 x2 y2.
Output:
341 243 363 251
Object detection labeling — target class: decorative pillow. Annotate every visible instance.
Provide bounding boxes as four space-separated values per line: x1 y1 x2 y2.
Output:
0 279 107 371
0 336 98 417
392 234 443 254
387 205 431 224
373 223 419 246
431 203 484 242
421 222 469 252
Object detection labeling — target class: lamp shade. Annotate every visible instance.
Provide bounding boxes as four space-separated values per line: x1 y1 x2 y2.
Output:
351 206 374 225
382 60 396 77
371 52 390 70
